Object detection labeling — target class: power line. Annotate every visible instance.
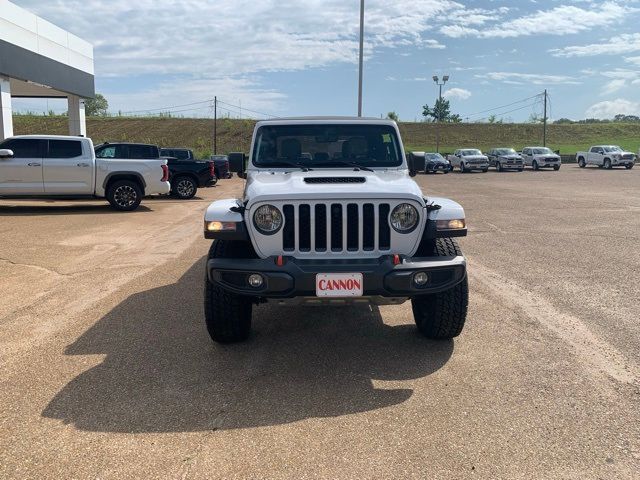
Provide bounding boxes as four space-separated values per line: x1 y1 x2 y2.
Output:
471 101 539 122
463 93 543 119
121 98 215 114
216 99 279 119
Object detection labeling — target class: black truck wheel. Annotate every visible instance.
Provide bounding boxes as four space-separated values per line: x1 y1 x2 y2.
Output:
172 176 197 199
204 240 256 343
411 238 469 339
106 179 142 211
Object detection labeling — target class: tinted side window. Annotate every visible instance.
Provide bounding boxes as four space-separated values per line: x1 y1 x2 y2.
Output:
48 140 82 158
1 139 45 158
96 146 116 158
129 145 158 159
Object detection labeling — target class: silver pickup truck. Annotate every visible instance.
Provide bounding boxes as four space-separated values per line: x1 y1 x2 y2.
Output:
576 145 635 169
0 135 170 210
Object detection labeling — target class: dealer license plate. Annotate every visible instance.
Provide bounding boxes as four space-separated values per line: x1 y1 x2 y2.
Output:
316 273 363 297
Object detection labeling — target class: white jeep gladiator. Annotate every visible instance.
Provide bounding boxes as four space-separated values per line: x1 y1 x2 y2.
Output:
576 145 635 169
0 135 171 210
202 118 469 343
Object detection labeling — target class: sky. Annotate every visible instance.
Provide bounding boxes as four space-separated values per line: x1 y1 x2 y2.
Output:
11 0 640 122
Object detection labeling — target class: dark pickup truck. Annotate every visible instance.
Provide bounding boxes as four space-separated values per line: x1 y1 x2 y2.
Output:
95 143 216 199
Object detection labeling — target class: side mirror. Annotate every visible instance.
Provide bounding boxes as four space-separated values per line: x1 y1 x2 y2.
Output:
228 152 246 174
0 149 14 159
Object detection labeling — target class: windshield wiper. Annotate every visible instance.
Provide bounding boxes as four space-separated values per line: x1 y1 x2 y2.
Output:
315 160 374 172
263 161 313 171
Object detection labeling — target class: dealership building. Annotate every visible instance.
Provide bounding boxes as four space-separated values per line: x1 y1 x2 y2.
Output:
0 0 95 140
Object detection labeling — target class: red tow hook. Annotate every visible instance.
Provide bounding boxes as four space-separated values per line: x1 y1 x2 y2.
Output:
275 255 285 266
393 254 401 266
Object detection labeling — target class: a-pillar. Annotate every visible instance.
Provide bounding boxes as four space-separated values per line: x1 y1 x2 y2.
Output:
0 76 13 141
68 94 86 137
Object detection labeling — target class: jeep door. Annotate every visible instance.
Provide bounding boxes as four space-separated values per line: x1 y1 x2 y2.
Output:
43 139 94 194
0 138 45 194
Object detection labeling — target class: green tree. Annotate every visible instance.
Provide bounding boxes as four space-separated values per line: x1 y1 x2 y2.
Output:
386 111 399 121
85 93 109 116
422 97 451 122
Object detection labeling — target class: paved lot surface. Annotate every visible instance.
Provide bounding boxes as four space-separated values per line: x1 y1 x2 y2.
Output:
1 166 639 479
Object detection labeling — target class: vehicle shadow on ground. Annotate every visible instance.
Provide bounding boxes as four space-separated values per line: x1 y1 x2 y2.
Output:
43 258 453 432
0 203 152 216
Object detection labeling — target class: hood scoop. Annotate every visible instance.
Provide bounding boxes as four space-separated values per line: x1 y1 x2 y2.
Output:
304 177 366 184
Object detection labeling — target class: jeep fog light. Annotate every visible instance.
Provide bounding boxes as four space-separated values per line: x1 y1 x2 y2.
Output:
436 219 466 230
248 274 264 288
205 221 237 232
253 204 283 234
413 272 429 286
390 203 419 232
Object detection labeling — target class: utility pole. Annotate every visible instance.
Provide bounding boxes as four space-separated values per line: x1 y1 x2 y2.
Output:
357 0 364 117
432 75 449 153
213 96 217 155
543 89 548 147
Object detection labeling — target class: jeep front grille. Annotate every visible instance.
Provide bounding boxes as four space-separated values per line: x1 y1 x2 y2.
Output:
282 202 391 253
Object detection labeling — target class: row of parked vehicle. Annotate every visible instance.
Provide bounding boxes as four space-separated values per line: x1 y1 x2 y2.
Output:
408 145 636 174
0 135 232 211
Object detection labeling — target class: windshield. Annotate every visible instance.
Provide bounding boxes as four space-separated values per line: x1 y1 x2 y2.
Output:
460 149 482 156
602 146 622 153
533 148 553 154
426 153 445 160
496 148 516 155
252 124 402 168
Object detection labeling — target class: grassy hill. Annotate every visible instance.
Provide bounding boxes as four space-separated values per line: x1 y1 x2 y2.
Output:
12 115 640 158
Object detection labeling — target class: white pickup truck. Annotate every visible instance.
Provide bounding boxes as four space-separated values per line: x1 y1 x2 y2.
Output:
0 135 171 210
202 117 469 343
446 149 489 173
576 145 635 169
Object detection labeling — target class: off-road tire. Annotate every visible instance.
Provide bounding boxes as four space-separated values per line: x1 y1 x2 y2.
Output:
106 179 142 211
411 238 469 339
204 240 257 343
172 176 198 199
578 157 586 168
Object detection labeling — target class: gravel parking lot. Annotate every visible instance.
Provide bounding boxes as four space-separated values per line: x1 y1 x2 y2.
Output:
1 167 638 479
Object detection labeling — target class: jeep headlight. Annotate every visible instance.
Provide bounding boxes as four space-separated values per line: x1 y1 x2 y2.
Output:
253 204 283 235
390 203 419 233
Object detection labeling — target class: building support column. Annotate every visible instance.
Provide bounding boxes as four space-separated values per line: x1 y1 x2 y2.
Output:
0 76 14 141
68 95 86 137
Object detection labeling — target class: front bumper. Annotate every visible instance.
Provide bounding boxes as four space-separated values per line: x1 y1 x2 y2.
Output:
426 163 452 172
207 254 466 298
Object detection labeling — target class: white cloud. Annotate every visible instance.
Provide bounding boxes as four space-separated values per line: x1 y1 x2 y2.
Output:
443 88 472 100
482 72 580 85
550 33 640 57
601 79 626 95
442 2 633 39
585 99 639 119
625 56 640 66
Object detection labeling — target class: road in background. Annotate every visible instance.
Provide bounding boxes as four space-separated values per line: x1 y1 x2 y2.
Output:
1 168 638 478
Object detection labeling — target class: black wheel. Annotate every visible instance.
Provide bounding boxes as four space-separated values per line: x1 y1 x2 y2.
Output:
482 168 488 173
204 240 257 343
411 238 469 340
172 176 197 199
107 179 142 211
604 158 612 169
496 161 502 172
578 157 586 168
532 160 539 171
518 168 523 172
626 163 634 169
460 162 466 173
553 165 560 171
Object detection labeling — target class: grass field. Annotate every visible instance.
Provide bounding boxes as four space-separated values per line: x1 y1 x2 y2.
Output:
12 115 640 158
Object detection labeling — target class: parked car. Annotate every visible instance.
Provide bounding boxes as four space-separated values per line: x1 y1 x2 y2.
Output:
576 145 635 169
202 117 469 343
210 154 233 179
0 135 170 211
487 148 524 172
408 152 451 174
95 143 216 199
521 147 561 171
447 149 489 173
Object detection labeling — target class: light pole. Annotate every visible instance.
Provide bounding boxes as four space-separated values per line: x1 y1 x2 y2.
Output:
357 0 365 117
432 75 449 153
